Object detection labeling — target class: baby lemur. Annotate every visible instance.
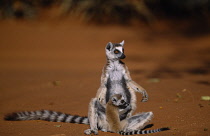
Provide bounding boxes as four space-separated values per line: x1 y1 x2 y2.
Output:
106 94 129 132
106 94 169 135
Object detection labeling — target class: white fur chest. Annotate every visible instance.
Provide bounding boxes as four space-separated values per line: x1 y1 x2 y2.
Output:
107 61 125 81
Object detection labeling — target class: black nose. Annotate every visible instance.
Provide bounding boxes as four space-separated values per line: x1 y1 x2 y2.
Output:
120 54 126 59
121 100 125 104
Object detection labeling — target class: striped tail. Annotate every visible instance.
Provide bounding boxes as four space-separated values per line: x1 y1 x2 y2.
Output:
4 110 89 125
118 127 170 135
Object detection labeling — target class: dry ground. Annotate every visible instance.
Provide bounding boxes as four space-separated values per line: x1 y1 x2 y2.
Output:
0 18 210 136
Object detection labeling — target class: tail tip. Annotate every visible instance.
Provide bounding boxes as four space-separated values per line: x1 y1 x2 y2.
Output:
4 113 18 121
160 127 170 131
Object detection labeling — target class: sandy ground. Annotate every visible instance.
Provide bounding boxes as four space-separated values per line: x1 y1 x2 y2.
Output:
0 18 210 136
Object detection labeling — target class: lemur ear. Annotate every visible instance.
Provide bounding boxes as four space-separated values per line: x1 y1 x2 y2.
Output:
120 40 124 46
106 42 113 51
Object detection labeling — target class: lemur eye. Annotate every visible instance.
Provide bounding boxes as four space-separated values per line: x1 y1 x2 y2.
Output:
114 50 120 54
112 98 117 102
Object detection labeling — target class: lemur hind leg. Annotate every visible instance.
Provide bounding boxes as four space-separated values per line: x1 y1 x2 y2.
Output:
125 112 153 131
84 98 108 135
84 98 99 135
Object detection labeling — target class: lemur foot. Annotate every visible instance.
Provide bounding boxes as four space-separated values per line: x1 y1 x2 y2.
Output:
84 129 98 135
141 98 148 102
101 129 108 132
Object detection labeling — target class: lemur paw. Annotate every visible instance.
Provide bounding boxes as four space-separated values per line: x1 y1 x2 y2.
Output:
84 129 92 135
84 129 98 135
101 129 108 132
141 98 148 102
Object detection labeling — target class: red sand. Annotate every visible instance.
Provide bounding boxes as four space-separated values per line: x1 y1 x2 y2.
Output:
0 19 209 136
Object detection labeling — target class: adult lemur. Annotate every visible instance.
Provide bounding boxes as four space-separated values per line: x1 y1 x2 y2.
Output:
84 41 150 134
5 41 168 135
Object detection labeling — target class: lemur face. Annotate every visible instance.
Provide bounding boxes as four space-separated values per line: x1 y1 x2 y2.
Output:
105 41 126 60
111 94 129 109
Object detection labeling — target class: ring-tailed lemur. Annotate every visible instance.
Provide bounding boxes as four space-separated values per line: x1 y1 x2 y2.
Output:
4 41 168 135
85 41 149 134
106 94 170 135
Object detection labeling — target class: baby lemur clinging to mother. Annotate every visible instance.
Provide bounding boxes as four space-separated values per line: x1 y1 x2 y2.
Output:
106 94 129 133
106 94 169 135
